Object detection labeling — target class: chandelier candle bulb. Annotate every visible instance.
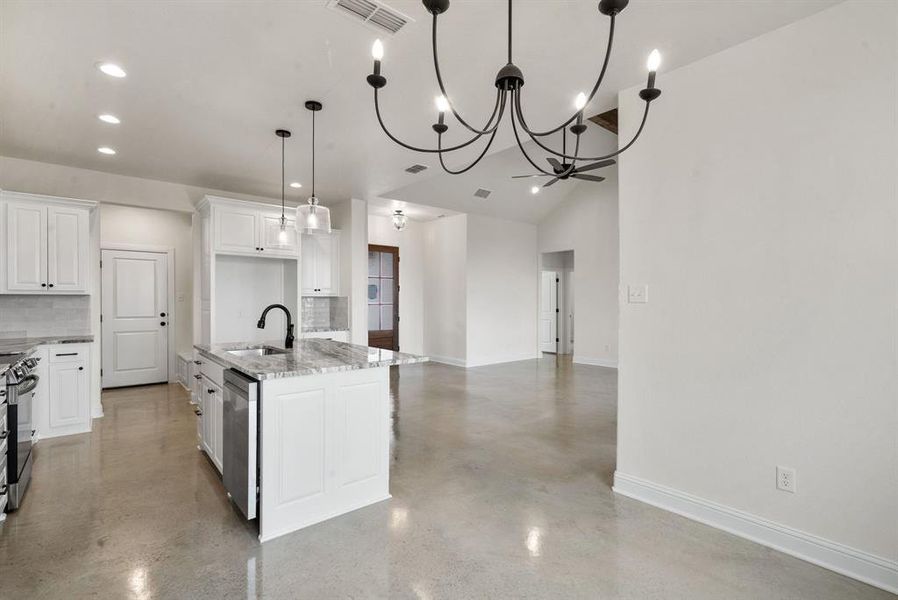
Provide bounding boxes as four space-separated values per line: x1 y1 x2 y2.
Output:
372 39 383 74
646 49 661 89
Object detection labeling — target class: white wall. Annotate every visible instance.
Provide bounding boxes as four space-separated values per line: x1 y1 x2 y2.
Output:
466 214 538 367
330 198 369 346
0 155 283 213
539 174 619 367
422 215 468 365
99 203 193 354
616 0 897 588
368 214 424 355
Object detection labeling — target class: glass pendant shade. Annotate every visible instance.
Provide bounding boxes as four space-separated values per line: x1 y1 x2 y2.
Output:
392 210 407 231
297 197 331 234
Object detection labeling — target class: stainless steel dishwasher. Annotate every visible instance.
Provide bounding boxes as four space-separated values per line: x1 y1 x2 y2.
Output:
223 369 258 520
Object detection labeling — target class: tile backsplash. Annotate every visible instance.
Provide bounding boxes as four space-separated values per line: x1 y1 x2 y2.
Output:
301 296 349 331
0 295 91 338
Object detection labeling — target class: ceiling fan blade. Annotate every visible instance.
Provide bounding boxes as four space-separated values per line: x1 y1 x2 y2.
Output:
574 159 616 173
571 174 606 182
543 178 561 187
546 157 563 170
512 174 549 178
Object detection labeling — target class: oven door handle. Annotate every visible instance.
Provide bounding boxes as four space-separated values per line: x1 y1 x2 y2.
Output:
17 374 40 395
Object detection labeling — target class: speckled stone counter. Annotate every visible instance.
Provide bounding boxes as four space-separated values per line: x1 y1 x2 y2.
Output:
194 339 427 381
0 334 94 356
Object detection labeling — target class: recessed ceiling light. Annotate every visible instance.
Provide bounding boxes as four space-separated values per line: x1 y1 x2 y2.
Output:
290 182 302 188
530 186 540 194
97 62 127 78
97 146 116 155
98 114 120 124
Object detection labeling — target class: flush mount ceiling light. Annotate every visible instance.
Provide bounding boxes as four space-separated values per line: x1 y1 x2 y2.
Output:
290 182 302 189
366 0 662 179
97 62 127 78
296 101 332 234
97 146 116 155
98 114 121 124
275 129 293 243
392 210 408 231
530 185 539 195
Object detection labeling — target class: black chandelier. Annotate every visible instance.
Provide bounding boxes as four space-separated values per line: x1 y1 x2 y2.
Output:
366 0 662 179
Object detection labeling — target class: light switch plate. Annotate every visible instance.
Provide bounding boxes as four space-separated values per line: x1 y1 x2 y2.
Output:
628 285 648 304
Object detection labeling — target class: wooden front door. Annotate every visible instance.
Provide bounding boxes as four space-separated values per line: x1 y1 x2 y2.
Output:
368 245 399 351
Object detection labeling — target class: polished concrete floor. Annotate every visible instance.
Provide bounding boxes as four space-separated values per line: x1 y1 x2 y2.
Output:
1 358 892 599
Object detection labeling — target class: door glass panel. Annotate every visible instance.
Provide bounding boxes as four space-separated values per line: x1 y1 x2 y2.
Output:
367 278 380 303
380 305 393 329
368 252 379 277
381 278 393 304
367 305 380 331
380 253 393 277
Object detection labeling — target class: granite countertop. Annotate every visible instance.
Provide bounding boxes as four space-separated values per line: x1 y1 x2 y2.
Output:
300 326 351 333
194 339 428 381
0 334 95 375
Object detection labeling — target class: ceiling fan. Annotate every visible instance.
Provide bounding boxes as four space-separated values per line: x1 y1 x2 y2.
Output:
511 125 615 187
512 157 615 187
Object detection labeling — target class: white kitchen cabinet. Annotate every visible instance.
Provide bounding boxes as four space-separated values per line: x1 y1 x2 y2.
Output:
301 231 340 296
200 374 223 473
1 193 93 295
213 202 298 258
45 344 91 438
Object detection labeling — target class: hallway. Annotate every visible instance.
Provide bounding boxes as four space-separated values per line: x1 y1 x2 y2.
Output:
0 359 888 599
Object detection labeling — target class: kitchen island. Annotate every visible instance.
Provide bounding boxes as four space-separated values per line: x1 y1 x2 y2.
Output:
194 339 426 542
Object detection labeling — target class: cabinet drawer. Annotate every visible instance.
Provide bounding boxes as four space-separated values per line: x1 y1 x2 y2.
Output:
48 344 89 363
200 357 225 387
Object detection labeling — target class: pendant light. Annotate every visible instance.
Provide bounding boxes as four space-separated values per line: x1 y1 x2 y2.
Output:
297 100 331 234
275 128 292 243
392 210 407 231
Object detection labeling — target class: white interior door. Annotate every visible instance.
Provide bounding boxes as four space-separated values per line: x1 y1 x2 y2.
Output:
539 271 558 353
102 249 169 388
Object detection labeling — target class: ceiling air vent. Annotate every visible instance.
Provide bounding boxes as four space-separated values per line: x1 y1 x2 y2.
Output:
327 0 413 35
473 188 492 199
405 164 428 174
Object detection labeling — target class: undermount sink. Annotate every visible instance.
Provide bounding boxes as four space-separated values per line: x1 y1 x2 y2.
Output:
227 346 289 358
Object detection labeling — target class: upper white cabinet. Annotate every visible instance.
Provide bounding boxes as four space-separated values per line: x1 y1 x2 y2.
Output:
301 232 340 296
1 192 94 295
212 200 298 258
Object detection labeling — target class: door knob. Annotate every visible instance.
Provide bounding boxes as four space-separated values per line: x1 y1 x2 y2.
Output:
160 321 167 326
207 388 215 394
160 312 167 317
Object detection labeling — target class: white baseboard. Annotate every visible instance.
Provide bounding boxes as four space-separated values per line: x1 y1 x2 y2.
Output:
429 354 540 368
428 355 467 368
613 471 898 594
465 353 540 368
573 355 618 368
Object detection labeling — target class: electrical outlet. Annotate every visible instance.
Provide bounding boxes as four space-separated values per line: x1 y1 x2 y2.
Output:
776 466 796 493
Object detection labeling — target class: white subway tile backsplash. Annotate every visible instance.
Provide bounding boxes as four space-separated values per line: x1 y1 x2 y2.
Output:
0 295 90 337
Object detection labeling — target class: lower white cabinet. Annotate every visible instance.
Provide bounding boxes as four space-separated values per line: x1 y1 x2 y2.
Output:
36 344 91 439
199 360 224 473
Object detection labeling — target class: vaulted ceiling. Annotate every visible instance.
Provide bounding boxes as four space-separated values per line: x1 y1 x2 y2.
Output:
0 0 838 222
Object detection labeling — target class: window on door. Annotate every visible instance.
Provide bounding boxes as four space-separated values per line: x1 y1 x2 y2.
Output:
368 245 398 351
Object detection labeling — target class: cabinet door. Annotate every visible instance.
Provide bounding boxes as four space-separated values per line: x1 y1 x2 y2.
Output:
201 377 215 457
260 212 298 256
47 205 90 293
214 207 259 255
213 384 224 471
48 360 89 432
314 234 334 294
4 201 47 292
300 233 318 294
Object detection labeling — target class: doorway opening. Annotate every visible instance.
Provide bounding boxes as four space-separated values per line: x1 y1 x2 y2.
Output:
368 244 399 351
100 246 174 388
539 250 574 356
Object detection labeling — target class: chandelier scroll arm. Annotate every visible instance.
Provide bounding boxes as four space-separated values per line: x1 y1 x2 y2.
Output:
509 91 580 178
437 128 500 175
432 14 507 136
374 88 505 154
516 14 617 139
514 90 651 162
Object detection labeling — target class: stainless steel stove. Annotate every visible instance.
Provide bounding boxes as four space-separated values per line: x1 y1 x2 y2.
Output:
2 350 39 511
